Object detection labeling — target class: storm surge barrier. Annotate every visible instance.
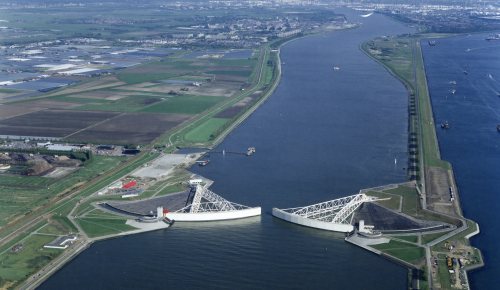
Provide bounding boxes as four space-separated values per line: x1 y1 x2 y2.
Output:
272 193 379 233
165 185 261 221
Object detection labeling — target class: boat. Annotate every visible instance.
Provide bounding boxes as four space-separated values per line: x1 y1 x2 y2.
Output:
449 80 456 85
196 160 210 166
246 147 256 156
497 124 500 132
486 34 500 41
441 121 450 129
333 66 340 71
428 40 436 46
463 70 468 75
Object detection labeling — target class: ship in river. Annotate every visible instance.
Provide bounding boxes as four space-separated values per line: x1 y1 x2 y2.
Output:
486 34 500 41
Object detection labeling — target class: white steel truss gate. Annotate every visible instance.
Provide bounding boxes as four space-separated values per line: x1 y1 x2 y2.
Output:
272 193 378 233
165 185 262 221
178 185 249 213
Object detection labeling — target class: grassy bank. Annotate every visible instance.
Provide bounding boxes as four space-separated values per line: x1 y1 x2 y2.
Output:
362 34 482 290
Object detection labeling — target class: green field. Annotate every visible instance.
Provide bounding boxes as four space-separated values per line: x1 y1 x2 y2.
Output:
414 42 451 170
373 240 425 264
76 95 163 112
363 36 450 171
0 230 60 287
0 156 126 228
37 218 75 236
117 72 179 85
50 95 110 104
76 217 135 238
385 186 419 216
366 190 401 211
421 232 448 244
0 88 22 93
206 70 251 77
155 46 277 148
141 95 225 114
184 118 229 142
393 235 419 243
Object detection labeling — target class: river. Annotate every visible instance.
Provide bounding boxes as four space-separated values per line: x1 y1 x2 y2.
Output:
422 33 500 289
40 10 413 289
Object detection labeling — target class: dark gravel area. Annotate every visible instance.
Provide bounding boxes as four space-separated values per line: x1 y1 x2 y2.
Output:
106 191 190 216
0 109 118 137
353 203 447 232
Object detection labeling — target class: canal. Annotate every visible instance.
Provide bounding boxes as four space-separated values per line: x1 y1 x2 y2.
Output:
40 9 413 289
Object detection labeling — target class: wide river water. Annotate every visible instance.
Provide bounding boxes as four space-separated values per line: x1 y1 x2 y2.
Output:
422 34 500 289
41 10 414 289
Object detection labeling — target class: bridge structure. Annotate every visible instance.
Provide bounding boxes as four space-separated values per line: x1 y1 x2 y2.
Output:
165 184 261 222
272 193 379 233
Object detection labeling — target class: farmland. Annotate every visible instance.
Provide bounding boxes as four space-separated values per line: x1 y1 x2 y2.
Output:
0 55 259 145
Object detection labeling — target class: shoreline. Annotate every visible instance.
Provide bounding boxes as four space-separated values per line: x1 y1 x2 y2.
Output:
360 34 483 289
16 33 293 290
20 25 362 289
14 25 475 290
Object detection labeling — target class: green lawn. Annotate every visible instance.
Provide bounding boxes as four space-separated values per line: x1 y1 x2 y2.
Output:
373 240 425 264
385 186 419 216
393 235 419 243
141 95 225 114
184 118 229 143
81 209 125 220
76 217 135 238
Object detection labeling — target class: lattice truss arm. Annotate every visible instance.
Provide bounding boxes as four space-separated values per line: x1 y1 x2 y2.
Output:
183 185 245 213
283 194 376 224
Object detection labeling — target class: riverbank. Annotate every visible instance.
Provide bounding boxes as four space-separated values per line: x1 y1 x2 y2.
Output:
34 11 419 289
20 220 173 290
361 34 483 289
11 31 315 290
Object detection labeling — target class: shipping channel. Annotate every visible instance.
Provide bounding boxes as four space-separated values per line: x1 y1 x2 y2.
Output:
422 33 500 289
40 9 414 289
